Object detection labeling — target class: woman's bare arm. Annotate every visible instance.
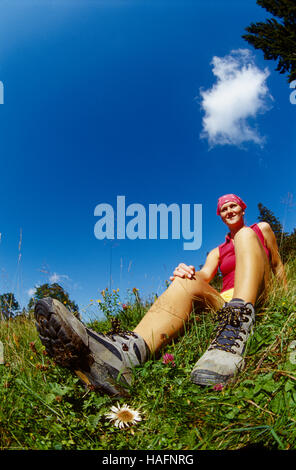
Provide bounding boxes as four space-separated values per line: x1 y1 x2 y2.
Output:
258 222 287 289
170 247 220 283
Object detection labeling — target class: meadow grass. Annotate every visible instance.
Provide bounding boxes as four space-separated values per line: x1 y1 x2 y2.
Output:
0 259 295 450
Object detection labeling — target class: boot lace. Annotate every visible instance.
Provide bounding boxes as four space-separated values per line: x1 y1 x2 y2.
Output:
105 318 138 350
208 305 252 355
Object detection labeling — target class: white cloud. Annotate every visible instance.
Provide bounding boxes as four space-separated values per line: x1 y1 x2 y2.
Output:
27 287 36 297
200 49 272 148
49 272 70 283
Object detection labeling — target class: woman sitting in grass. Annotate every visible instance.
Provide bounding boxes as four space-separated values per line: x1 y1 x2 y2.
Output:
35 194 286 395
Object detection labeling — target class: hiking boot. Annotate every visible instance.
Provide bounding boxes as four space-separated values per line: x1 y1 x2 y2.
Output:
34 297 149 397
190 299 255 386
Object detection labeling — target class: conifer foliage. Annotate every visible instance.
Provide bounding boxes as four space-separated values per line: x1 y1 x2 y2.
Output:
257 202 296 262
243 0 296 82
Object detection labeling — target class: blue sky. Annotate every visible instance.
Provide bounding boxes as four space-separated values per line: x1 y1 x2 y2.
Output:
0 0 295 319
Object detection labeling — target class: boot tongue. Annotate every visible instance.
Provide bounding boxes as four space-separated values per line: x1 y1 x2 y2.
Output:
209 299 255 355
226 298 255 315
226 298 251 309
228 297 245 306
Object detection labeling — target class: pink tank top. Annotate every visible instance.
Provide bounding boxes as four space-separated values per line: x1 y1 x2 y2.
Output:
218 224 270 293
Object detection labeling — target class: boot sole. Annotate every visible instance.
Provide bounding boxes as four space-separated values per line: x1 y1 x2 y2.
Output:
35 298 92 370
190 369 231 386
34 298 129 397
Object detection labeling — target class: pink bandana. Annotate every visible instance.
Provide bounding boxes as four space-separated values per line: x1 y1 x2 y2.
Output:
217 194 247 215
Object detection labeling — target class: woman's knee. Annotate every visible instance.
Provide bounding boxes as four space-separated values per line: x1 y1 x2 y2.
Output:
234 227 268 262
170 274 222 310
233 227 257 245
172 273 205 296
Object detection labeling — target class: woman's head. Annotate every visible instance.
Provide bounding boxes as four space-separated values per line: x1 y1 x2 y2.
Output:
217 194 246 229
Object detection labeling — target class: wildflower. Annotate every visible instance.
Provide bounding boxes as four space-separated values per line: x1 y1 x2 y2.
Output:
132 287 138 294
122 304 128 310
96 300 101 303
105 403 142 429
162 353 176 367
35 363 49 371
12 333 19 348
29 341 37 354
212 383 224 391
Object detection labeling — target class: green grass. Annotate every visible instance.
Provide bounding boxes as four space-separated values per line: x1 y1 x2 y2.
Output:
0 260 296 450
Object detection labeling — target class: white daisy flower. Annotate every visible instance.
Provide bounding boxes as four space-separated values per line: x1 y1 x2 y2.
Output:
105 403 142 429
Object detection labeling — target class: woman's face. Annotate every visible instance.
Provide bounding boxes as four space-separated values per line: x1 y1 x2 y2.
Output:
219 201 245 228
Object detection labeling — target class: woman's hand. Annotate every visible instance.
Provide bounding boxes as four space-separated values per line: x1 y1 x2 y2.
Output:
170 263 196 281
